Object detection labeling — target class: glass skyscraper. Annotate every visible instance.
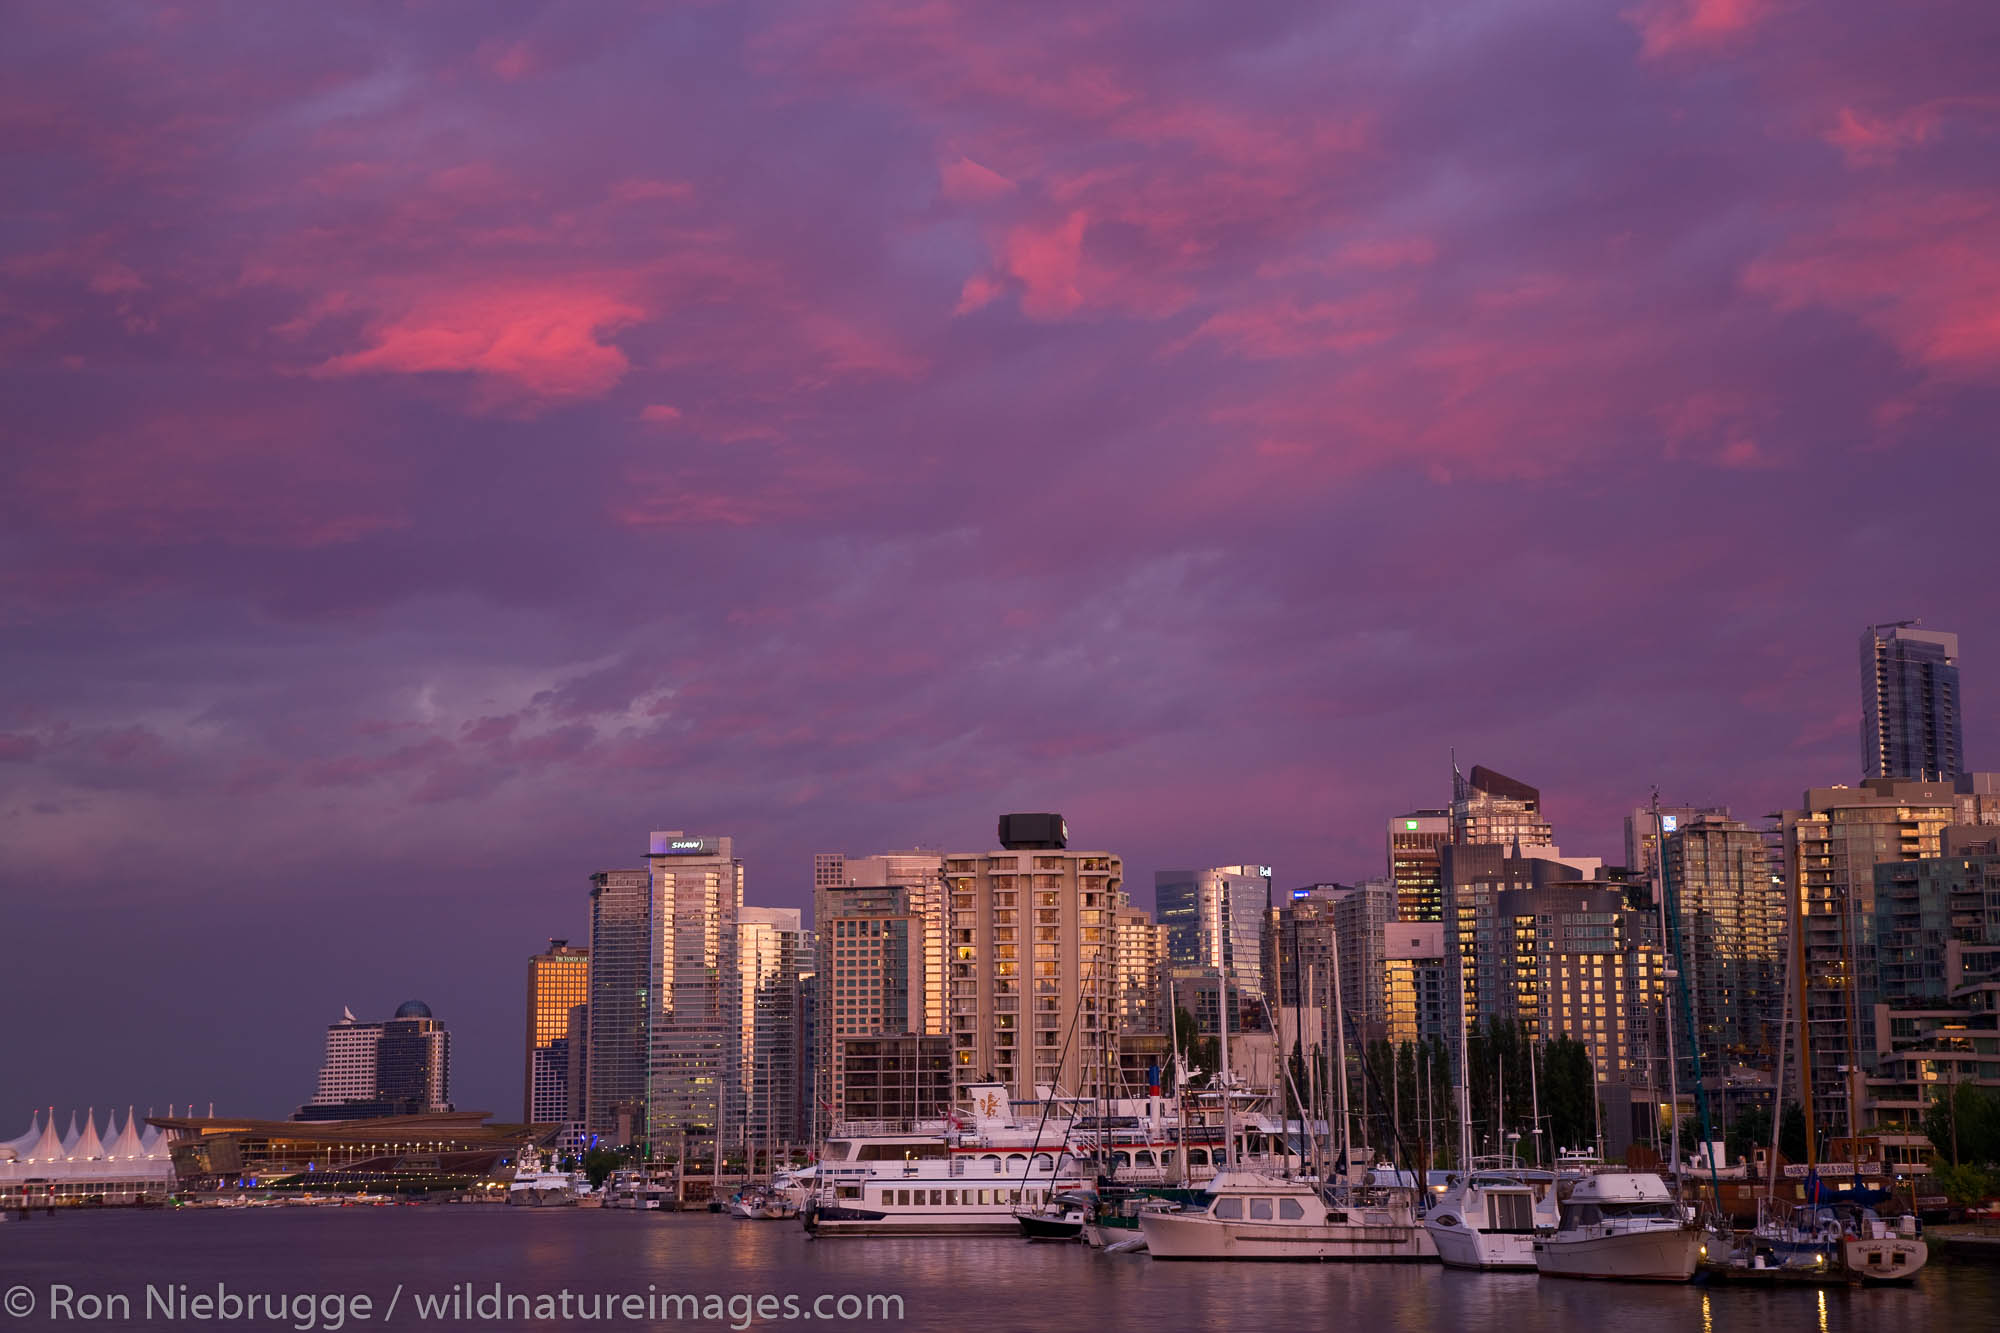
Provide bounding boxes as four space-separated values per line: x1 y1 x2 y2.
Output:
1862 622 1963 781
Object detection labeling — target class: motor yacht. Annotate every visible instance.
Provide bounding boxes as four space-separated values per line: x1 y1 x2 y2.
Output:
1532 1171 1699 1281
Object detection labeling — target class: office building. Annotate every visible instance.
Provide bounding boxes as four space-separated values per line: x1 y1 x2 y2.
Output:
1268 885 1340 1010
739 906 813 1149
1154 865 1271 999
946 815 1123 1103
645 832 742 1154
525 939 589 1124
1389 811 1450 922
586 868 650 1142
376 1002 452 1114
1862 623 1964 782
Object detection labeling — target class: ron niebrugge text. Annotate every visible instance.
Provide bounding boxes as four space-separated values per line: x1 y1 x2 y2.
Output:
18 1282 905 1329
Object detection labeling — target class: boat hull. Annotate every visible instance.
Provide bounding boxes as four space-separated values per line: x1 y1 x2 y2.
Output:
1017 1212 1085 1242
1426 1223 1538 1270
1842 1236 1927 1283
1140 1212 1437 1261
1535 1228 1699 1281
805 1202 1025 1236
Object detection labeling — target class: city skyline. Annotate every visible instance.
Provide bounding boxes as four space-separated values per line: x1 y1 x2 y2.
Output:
5 3 1999 1131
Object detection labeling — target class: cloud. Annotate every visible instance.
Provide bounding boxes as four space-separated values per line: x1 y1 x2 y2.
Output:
315 287 645 400
1627 0 1773 59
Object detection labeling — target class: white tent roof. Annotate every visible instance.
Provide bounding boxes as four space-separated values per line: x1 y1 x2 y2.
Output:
71 1110 104 1161
23 1115 65 1164
140 1123 168 1158
3 1112 42 1157
60 1110 81 1154
106 1108 146 1161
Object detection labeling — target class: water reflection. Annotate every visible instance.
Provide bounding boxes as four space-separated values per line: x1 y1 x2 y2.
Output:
1 1211 1987 1333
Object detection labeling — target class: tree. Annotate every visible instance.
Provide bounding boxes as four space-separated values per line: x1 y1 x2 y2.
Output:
1778 1102 1807 1164
1925 1084 2000 1168
1726 1105 1772 1167
582 1148 625 1190
1540 1035 1596 1155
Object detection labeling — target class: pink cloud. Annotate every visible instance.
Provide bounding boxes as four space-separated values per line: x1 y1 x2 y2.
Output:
640 403 683 424
316 287 644 400
1627 0 1773 59
1744 191 2000 374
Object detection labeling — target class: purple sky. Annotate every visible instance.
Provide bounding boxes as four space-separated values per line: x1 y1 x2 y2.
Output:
4 2 1998 1124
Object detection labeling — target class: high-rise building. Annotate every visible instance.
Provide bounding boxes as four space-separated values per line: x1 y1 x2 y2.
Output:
1332 879 1396 1043
310 1009 383 1105
1109 899 1168 1032
1153 870 1200 966
525 939 589 1124
1862 623 1964 782
738 906 812 1149
645 832 742 1155
1781 778 1960 1145
1658 814 1786 1081
1451 765 1555 850
1268 887 1334 1010
1624 805 1729 884
1871 840 2000 1005
815 879 942 1127
946 816 1123 1103
376 1001 451 1113
1154 866 1271 999
1389 812 1450 922
297 1002 450 1120
815 851 946 1038
1273 880 1402 1044
586 869 650 1142
1383 921 1449 1045
1442 844 1606 1027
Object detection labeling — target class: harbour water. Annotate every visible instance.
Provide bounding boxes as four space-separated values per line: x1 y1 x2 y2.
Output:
4 1210 1995 1331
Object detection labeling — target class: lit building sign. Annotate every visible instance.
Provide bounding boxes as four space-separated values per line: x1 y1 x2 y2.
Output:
1405 820 1420 830
649 834 718 855
1660 815 1679 834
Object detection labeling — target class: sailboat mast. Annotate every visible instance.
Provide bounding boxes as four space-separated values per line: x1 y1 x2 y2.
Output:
1455 935 1473 1169
1768 900 1795 1196
1653 796 1681 1179
1528 1030 1543 1167
1331 922 1351 1172
1219 968 1234 1170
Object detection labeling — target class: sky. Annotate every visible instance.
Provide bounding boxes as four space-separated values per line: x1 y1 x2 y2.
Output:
3 1 1998 1126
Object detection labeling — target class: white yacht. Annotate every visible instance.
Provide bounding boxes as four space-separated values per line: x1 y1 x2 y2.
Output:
1425 1164 1558 1270
1532 1172 1699 1281
505 1146 588 1207
1139 1168 1436 1261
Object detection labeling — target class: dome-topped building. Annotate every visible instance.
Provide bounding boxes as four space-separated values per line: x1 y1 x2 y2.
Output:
295 1002 452 1121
